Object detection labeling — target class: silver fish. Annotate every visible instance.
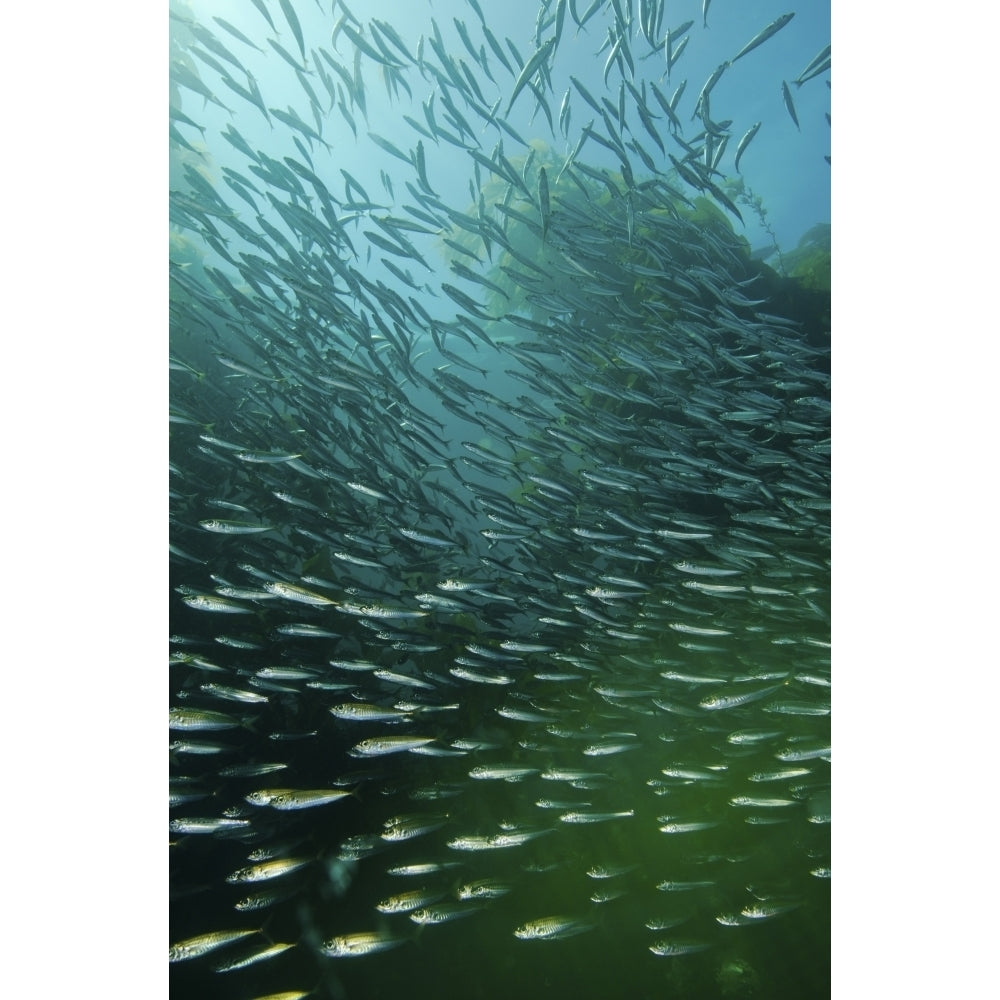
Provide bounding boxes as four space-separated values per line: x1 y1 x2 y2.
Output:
734 121 762 173
169 928 259 962
731 13 795 65
781 80 801 130
514 916 594 940
350 736 436 757
321 931 404 958
244 788 353 810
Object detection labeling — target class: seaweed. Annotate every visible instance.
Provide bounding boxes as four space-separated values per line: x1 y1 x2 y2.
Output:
783 222 830 294
724 176 788 276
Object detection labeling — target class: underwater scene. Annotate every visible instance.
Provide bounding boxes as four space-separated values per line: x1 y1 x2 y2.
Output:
169 1 830 997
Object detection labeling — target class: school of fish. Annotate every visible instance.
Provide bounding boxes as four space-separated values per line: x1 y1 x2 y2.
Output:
170 1 830 997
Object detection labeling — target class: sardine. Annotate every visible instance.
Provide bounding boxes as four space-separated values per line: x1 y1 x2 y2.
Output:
169 928 259 963
731 13 795 65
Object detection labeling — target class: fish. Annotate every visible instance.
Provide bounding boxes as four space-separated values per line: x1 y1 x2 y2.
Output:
169 706 245 731
340 22 404 68
781 80 801 130
765 700 830 716
414 140 437 196
336 602 428 620
225 858 312 884
381 813 450 842
559 809 634 824
368 130 412 164
262 581 335 605
212 17 265 54
666 33 690 83
267 37 307 73
199 682 269 705
734 121 761 173
398 527 454 547
506 37 556 116
169 816 251 835
776 742 831 761
217 762 290 778
213 942 296 973
795 44 832 87
692 61 729 120
170 59 233 113
244 788 354 810
409 903 482 924
169 928 259 962
668 622 732 636
727 729 784 746
448 828 551 850
656 880 716 892
540 769 610 783
375 887 447 914
730 795 797 808
514 916 594 940
374 669 436 689
387 862 461 877
796 56 832 88
731 13 796 65
469 765 540 781
740 898 803 920
457 878 513 900
350 736 437 757
586 863 637 879
658 820 719 834
537 166 550 240
749 766 812 783
699 682 787 711
329 702 413 722
169 739 231 756
247 0 276 33
649 939 711 956
321 931 404 957
181 594 255 614
582 741 639 756
245 993 310 1000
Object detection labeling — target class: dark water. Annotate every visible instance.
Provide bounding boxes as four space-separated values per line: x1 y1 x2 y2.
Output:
170 1 830 997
